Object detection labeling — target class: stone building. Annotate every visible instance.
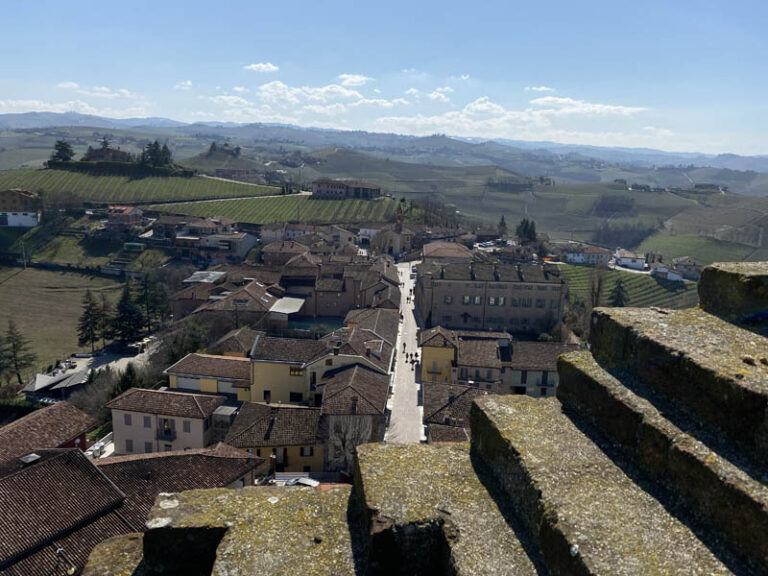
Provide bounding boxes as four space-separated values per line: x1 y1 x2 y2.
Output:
312 178 381 199
415 262 566 335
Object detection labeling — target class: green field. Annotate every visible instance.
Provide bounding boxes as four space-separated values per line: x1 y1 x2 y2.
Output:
0 169 280 204
636 231 754 266
0 268 122 374
558 263 700 309
151 195 398 224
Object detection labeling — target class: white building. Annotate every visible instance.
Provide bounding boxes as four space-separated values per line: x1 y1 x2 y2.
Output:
615 249 646 270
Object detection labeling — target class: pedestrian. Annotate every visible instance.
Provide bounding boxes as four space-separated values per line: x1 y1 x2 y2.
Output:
403 342 406 353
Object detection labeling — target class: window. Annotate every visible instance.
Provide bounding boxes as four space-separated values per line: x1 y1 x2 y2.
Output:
473 295 482 305
143 415 151 428
513 386 527 395
542 371 549 386
488 296 497 306
521 370 528 384
442 315 452 323
521 298 532 308
498 296 506 306
462 295 471 305
325 358 333 366
486 369 492 380
264 390 271 402
510 298 519 307
183 420 191 433
290 392 303 402
444 295 453 304
540 388 548 397
486 383 492 390
301 446 314 457
256 449 262 457
204 417 210 431
125 439 133 452
550 299 560 309
536 299 545 308
290 367 305 375
164 444 173 452
303 465 312 472
144 441 152 453
124 414 132 426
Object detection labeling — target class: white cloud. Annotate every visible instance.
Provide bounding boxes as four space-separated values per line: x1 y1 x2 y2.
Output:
642 125 674 137
460 74 470 81
174 80 193 91
373 88 381 94
428 91 450 103
58 83 141 100
401 68 417 73
244 62 279 73
338 74 374 87
233 86 250 93
210 95 252 107
56 81 79 89
303 103 347 115
435 86 454 94
525 85 555 92
529 96 645 117
350 97 409 108
405 88 419 96
255 81 363 105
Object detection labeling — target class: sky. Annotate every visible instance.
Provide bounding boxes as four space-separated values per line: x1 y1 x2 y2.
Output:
1 0 767 155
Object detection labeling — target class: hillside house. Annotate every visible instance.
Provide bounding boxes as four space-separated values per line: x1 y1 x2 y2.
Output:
312 178 381 199
0 188 41 227
563 244 612 267
615 249 646 270
106 205 143 233
672 256 703 281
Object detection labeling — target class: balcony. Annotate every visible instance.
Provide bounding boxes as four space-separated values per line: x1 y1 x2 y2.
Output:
157 428 177 441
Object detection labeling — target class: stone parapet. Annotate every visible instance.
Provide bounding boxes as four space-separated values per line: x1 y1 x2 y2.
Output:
698 261 768 327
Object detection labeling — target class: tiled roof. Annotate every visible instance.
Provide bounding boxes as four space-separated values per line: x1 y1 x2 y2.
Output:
0 449 127 570
509 342 580 372
210 327 263 355
344 308 399 343
193 279 277 314
427 423 471 443
164 353 251 383
262 241 310 254
417 262 563 284
250 335 329 364
423 241 473 260
423 383 488 429
0 402 95 467
319 365 389 415
225 403 321 447
418 326 457 348
95 443 262 527
106 388 224 419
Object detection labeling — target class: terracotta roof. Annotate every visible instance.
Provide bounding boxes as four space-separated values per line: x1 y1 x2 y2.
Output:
262 240 310 254
95 443 262 527
418 326 457 348
210 327 263 355
164 353 251 383
427 423 471 443
193 279 277 314
0 402 95 467
0 449 128 571
423 241 473 260
106 388 224 419
456 336 512 369
344 308 399 342
417 262 563 284
250 336 328 364
423 383 488 429
225 403 321 447
509 342 580 372
319 365 389 415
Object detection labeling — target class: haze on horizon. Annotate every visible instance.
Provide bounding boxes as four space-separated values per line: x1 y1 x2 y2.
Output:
2 0 767 156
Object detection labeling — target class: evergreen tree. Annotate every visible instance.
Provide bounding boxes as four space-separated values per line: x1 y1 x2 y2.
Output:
100 136 110 150
99 292 113 350
5 320 37 386
609 279 630 307
77 290 103 353
114 362 140 396
51 140 75 162
160 144 172 166
498 215 507 238
112 285 145 344
208 141 218 156
0 333 10 384
515 218 537 243
137 275 170 333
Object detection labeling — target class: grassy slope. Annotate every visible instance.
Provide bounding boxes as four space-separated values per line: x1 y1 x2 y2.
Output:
636 231 754 266
151 195 398 224
558 263 699 309
0 268 122 373
0 169 280 203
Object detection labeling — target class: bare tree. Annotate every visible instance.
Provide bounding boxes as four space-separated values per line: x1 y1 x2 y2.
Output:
325 415 374 474
589 264 607 308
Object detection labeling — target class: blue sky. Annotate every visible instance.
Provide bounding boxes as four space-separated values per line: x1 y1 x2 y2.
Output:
2 0 767 154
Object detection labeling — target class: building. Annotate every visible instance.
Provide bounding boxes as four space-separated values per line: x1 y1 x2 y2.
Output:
615 249 646 270
562 244 612 267
165 353 251 397
672 256 702 281
106 205 143 233
649 262 684 282
422 382 487 442
0 188 41 227
419 327 578 396
225 402 324 473
209 326 264 357
152 216 256 261
415 262 566 335
262 240 310 266
422 241 474 264
312 178 381 199
0 402 94 473
107 388 225 455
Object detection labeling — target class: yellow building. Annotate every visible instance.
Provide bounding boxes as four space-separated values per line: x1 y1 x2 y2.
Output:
165 353 251 397
419 326 458 384
224 402 325 473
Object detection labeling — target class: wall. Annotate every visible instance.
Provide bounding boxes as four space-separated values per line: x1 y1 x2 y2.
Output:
111 409 208 455
250 443 325 472
420 345 455 384
250 361 309 404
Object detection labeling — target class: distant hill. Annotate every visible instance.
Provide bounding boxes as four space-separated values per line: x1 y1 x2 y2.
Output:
0 112 186 130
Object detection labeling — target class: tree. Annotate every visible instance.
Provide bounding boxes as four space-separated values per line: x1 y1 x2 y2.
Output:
498 215 508 238
609 279 630 307
114 362 140 396
325 415 374 474
208 141 218 156
51 140 75 162
160 144 172 166
100 136 110 150
77 290 103 353
112 285 145 344
589 265 606 308
516 218 537 243
5 320 37 386
99 292 113 350
137 275 170 333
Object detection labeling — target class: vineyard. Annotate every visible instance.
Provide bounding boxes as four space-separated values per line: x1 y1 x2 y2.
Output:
151 195 398 224
558 263 700 309
0 169 279 203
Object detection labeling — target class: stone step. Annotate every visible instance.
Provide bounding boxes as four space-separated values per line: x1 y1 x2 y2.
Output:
471 395 736 575
698 262 768 330
589 307 768 466
558 350 768 573
355 442 539 575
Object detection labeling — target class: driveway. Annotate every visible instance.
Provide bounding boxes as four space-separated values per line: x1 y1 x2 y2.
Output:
385 261 425 443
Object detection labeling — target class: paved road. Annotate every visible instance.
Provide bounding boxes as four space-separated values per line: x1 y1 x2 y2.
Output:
385 261 425 443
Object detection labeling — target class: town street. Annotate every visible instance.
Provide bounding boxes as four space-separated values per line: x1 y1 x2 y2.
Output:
385 261 424 443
